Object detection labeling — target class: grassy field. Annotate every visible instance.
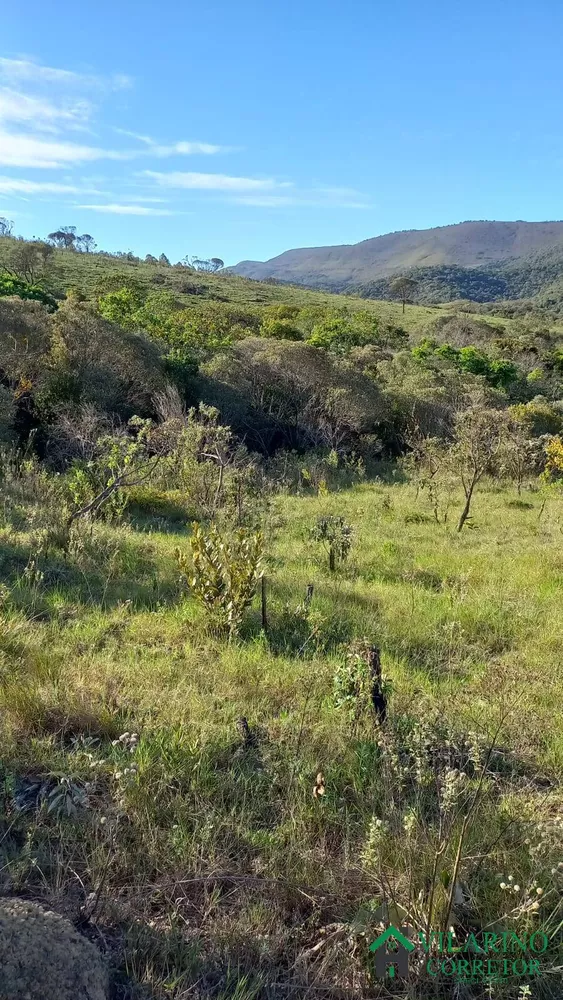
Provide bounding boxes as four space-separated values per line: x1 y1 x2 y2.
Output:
1 468 562 998
0 236 536 338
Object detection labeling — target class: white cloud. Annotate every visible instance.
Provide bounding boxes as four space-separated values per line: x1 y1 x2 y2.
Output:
0 88 91 131
0 57 132 92
143 170 287 191
232 195 299 207
77 203 176 216
0 176 106 195
113 127 154 145
153 141 224 156
232 192 370 209
0 130 136 168
114 129 225 157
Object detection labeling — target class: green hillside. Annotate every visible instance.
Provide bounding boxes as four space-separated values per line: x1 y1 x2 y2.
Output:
0 235 552 336
227 221 563 313
353 242 563 312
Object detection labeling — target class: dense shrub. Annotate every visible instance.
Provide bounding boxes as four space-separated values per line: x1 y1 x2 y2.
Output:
0 275 57 310
48 302 167 416
176 522 264 635
412 338 519 389
260 317 303 340
204 337 388 452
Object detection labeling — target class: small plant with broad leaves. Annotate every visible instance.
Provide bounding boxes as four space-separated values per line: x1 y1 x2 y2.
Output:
333 640 392 722
11 773 89 818
176 523 264 637
310 514 353 571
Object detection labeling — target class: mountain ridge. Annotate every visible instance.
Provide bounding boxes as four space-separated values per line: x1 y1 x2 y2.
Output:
230 220 563 302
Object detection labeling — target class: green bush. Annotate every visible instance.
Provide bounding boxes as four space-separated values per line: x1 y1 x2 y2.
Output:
260 317 302 340
176 522 264 636
411 338 519 389
0 274 57 311
311 514 353 570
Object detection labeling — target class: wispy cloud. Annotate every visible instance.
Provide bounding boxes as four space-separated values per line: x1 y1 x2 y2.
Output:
232 186 371 209
119 195 169 203
0 130 136 168
0 55 370 226
0 88 92 131
0 176 104 195
113 128 154 145
115 129 225 157
143 170 290 191
0 57 132 92
77 203 176 216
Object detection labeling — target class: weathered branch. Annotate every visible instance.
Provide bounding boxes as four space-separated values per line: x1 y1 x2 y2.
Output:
67 456 161 525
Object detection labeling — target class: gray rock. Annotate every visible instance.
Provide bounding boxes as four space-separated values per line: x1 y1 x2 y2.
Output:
0 897 108 1000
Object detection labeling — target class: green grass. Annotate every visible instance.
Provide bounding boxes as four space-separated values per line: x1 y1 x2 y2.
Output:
0 236 535 337
0 473 562 998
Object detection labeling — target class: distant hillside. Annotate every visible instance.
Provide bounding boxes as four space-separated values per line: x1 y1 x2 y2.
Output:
231 220 563 300
350 241 563 310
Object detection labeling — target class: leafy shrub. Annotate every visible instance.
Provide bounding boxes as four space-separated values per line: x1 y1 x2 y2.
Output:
48 302 167 416
411 338 519 389
543 435 563 481
510 398 563 436
260 317 302 340
311 514 353 570
0 273 57 310
175 523 264 636
162 347 199 391
97 286 145 328
333 642 391 720
307 315 378 353
204 338 387 453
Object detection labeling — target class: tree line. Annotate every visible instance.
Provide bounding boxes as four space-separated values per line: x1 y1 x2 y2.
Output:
0 217 224 273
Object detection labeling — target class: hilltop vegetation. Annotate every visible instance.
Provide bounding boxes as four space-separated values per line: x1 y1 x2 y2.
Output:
230 221 563 313
0 231 562 998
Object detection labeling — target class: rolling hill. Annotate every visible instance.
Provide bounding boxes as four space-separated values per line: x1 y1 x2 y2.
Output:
231 220 563 303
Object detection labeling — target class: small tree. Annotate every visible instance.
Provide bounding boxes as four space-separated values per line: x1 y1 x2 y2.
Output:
449 408 508 531
76 233 96 253
6 240 54 283
0 217 14 237
183 256 224 272
158 253 171 266
48 226 77 250
498 417 543 494
390 276 418 314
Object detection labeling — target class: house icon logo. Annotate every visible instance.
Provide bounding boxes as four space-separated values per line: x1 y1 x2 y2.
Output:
369 925 415 978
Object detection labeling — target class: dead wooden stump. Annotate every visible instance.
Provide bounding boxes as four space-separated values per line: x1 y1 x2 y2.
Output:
366 645 387 724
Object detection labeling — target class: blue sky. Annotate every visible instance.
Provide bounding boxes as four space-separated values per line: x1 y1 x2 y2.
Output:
1 0 563 265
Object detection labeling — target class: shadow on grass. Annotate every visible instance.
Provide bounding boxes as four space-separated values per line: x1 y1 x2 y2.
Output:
0 532 183 617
